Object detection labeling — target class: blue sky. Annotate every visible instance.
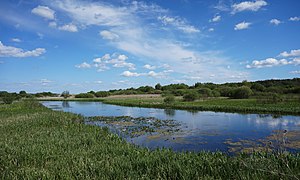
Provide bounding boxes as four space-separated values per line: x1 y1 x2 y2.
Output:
0 0 299 93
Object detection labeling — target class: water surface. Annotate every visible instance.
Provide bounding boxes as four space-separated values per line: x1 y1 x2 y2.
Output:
42 101 300 154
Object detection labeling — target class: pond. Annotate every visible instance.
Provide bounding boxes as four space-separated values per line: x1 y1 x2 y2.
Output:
42 101 300 154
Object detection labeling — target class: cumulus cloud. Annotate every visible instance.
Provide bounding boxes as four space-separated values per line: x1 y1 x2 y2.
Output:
143 64 156 70
11 38 21 42
58 24 78 32
279 49 300 57
246 58 300 68
75 62 91 69
48 21 57 28
0 41 45 57
270 19 282 25
290 70 300 74
289 17 300 21
77 53 136 71
52 0 247 82
231 0 267 14
234 21 251 30
121 71 140 77
158 15 200 33
99 30 119 40
210 15 221 22
208 28 214 32
31 5 55 20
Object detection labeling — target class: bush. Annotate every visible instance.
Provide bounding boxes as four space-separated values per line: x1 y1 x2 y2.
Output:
183 91 198 101
61 91 70 99
164 95 175 104
75 93 94 98
232 86 253 99
95 91 110 97
198 88 213 98
2 94 15 104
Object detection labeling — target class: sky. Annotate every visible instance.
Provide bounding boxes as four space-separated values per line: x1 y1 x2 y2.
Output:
0 0 299 93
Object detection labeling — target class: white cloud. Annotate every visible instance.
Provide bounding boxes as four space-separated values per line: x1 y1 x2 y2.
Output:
246 58 300 68
210 15 221 22
31 5 55 20
40 79 53 86
208 28 214 32
231 0 267 14
58 24 78 32
0 41 45 57
99 30 119 40
79 53 135 71
48 21 57 28
279 49 300 57
11 38 21 42
289 17 300 21
270 19 281 25
143 64 156 70
52 0 247 82
158 15 200 33
121 71 140 77
290 70 300 74
75 62 91 69
234 21 251 30
95 81 102 84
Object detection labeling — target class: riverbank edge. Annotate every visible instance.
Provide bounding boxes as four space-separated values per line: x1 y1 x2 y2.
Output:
38 97 300 116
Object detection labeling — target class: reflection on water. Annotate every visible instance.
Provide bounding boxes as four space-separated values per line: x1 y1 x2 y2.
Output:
164 109 175 117
62 101 70 108
42 101 300 153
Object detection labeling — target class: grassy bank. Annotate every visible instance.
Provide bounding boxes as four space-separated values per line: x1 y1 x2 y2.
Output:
99 96 300 115
39 95 300 115
1 101 300 179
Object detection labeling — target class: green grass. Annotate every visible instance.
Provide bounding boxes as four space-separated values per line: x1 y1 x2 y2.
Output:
1 101 300 179
98 97 300 115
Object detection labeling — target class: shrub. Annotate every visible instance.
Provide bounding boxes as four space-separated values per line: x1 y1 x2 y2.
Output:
198 88 213 98
183 91 198 101
232 86 253 99
75 93 94 98
2 94 15 104
61 91 70 99
164 95 175 104
95 91 110 97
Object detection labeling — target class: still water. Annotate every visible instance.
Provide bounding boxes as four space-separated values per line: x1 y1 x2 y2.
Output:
42 101 300 154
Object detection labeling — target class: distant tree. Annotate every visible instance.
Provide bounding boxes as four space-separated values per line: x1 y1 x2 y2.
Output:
232 86 253 99
198 88 213 98
251 83 266 92
19 91 27 97
61 91 70 99
164 95 175 104
155 83 162 90
2 94 15 104
95 91 110 97
183 91 198 101
88 91 96 95
75 93 94 98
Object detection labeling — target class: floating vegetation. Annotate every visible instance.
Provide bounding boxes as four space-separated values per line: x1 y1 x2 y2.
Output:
225 130 300 154
86 116 181 138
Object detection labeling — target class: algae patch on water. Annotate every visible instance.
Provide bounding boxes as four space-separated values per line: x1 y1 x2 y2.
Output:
224 130 300 154
86 116 181 138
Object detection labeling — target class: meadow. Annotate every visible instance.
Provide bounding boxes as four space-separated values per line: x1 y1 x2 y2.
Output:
1 100 300 179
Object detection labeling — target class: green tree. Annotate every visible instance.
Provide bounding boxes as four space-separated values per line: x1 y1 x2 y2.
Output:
155 83 162 90
61 91 70 99
232 86 253 99
164 95 175 104
183 91 198 101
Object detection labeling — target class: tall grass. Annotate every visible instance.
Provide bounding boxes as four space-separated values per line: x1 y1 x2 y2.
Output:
1 101 300 179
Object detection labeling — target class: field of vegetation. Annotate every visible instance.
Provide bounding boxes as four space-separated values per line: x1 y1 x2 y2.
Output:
1 78 299 115
1 100 300 179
